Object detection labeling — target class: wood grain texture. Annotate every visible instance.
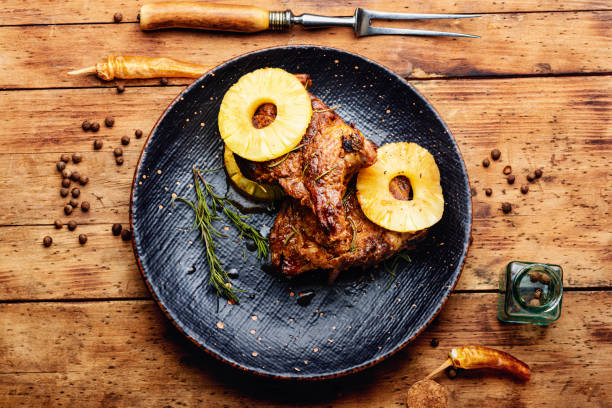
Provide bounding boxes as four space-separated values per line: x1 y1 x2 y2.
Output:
1 0 610 25
0 292 610 407
1 11 611 88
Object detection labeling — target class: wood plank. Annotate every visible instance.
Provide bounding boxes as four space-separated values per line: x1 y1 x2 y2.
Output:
2 0 611 26
1 11 611 88
0 76 609 299
0 292 610 407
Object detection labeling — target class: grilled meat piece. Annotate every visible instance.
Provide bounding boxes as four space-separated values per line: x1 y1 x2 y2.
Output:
240 76 377 252
269 178 427 280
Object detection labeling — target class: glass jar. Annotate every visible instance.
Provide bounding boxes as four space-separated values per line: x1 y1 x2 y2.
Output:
498 261 563 325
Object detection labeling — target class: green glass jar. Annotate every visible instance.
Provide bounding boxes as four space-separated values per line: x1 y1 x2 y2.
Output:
498 261 563 325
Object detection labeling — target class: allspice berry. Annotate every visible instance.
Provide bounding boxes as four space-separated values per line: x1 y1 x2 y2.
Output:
105 116 115 127
503 165 512 175
71 187 80 198
90 122 100 132
121 135 130 145
501 202 512 214
93 140 103 150
68 220 77 231
54 220 63 229
62 178 71 188
135 129 143 138
112 223 122 236
81 201 90 212
482 158 490 168
116 156 124 166
79 234 88 245
70 171 81 182
113 147 123 157
60 154 70 163
64 205 73 215
116 84 125 94
535 168 543 179
491 149 501 161
521 184 529 194
485 188 492 196
113 12 123 23
43 236 53 247
69 198 79 208
507 174 516 185
60 188 69 197
62 168 72 179
160 77 169 86
527 172 536 183
121 229 132 241
79 175 89 186
529 298 540 307
82 120 91 131
446 367 457 379
56 161 66 172
72 153 82 164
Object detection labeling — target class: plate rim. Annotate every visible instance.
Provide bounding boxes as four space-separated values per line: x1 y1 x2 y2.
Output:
129 44 473 381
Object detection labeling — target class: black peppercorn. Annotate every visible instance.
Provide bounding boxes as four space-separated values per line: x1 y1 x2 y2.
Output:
430 338 439 348
64 205 73 215
112 223 122 236
54 219 63 229
491 149 501 160
113 147 123 157
81 201 90 212
121 135 130 145
93 140 103 150
534 168 543 178
135 129 143 138
68 220 77 231
56 161 66 172
60 154 70 163
105 116 115 127
79 234 88 245
62 178 71 188
501 202 512 214
43 236 53 247
79 175 89 186
69 198 79 208
71 187 80 198
527 172 535 183
116 84 125 94
116 156 124 166
446 367 457 379
121 229 132 241
60 188 69 197
90 122 100 132
113 12 123 23
160 77 169 86
507 174 515 185
485 188 492 196
520 184 529 194
82 120 91 131
482 158 490 168
503 165 512 175
72 153 82 164
70 171 80 182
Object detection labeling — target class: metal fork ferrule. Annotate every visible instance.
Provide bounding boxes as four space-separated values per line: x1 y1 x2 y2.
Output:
269 10 292 31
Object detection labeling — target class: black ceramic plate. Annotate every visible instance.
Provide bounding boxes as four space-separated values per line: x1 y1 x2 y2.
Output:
131 45 471 380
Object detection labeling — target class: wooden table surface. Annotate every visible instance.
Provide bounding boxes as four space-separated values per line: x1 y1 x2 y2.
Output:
1 1 610 407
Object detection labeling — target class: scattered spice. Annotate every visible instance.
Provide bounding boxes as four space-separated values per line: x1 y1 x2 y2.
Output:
120 229 131 241
56 161 66 172
71 187 80 198
501 202 512 214
90 122 100 132
68 220 77 231
112 223 122 236
105 116 115 127
81 201 90 212
431 338 440 348
491 149 501 160
121 135 130 145
79 175 89 186
113 147 123 157
503 165 512 175
116 84 125 93
43 236 53 247
406 380 448 408
64 205 73 215
69 198 79 208
534 168 543 178
82 120 91 131
534 288 542 299
60 188 69 198
482 158 490 168
93 140 103 150
62 178 71 188
507 174 515 185
72 153 82 164
135 129 143 138
78 234 88 245
116 156 124 166
520 184 529 194
527 172 535 183
54 220 63 229
160 77 169 86
485 188 492 196
113 12 123 23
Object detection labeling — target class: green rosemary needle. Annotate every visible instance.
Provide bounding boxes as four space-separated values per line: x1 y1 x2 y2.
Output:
315 164 339 181
267 143 306 168
383 250 412 292
348 218 358 252
313 105 341 113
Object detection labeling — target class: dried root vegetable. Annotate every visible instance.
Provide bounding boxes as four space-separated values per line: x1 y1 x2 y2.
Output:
68 55 206 80
426 345 531 381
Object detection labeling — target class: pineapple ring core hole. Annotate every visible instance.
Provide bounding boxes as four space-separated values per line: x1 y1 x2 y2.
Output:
251 103 277 129
389 175 414 201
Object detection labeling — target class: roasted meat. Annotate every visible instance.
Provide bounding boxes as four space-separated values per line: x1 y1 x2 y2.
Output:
239 75 377 252
269 178 427 280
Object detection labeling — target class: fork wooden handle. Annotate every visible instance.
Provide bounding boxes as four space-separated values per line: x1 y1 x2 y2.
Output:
139 2 270 32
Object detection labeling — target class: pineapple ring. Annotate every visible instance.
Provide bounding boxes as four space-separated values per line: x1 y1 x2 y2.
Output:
223 145 284 200
356 142 444 233
218 68 312 162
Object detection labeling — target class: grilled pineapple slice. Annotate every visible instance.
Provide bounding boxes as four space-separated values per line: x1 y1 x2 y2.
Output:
218 68 312 162
356 142 444 232
223 145 284 200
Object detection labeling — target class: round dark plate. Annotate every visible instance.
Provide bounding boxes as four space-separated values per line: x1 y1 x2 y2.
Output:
130 45 471 380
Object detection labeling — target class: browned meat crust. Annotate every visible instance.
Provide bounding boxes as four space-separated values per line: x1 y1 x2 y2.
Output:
269 181 427 277
240 77 377 252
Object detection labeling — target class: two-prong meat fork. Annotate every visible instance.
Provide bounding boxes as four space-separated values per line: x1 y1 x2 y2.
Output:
139 2 480 38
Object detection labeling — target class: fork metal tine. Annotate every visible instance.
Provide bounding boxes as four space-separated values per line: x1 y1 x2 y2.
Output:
362 10 482 21
362 26 479 38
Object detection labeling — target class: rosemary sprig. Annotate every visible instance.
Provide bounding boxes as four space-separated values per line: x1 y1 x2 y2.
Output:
283 231 295 246
348 218 358 253
313 105 341 113
342 185 355 214
267 143 305 168
315 164 339 181
383 250 412 292
302 163 309 177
